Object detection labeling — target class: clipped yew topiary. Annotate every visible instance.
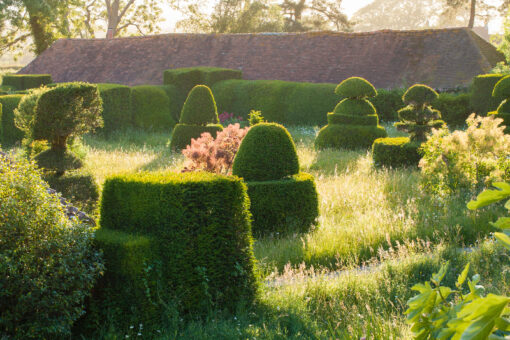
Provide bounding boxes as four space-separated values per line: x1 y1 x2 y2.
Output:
170 85 223 150
315 77 387 150
489 75 510 134
233 123 319 235
372 84 446 168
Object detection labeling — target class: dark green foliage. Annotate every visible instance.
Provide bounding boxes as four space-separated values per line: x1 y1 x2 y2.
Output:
327 113 379 125
0 94 24 146
246 173 319 235
0 102 2 142
402 84 438 106
1 74 52 90
334 77 377 99
489 111 510 133
470 74 505 115
371 88 405 122
34 148 83 173
159 84 186 122
96 84 132 132
42 171 99 213
492 75 510 100
164 67 242 95
372 137 422 168
315 124 388 149
333 98 376 115
432 93 472 127
0 156 102 339
316 77 386 149
170 123 223 151
179 85 219 125
233 123 299 181
284 82 339 125
97 171 258 317
395 84 445 142
131 85 175 131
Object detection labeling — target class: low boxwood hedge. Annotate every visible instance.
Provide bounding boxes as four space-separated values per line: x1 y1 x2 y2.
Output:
1 74 52 90
0 94 24 146
95 171 258 321
372 137 422 168
315 124 387 149
245 172 319 235
164 67 242 96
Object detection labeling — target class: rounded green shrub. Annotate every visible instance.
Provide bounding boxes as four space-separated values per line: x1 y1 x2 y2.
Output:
372 137 422 168
170 123 223 151
246 173 319 235
470 74 505 115
332 98 376 116
0 155 102 339
402 84 439 106
233 123 299 181
315 124 387 149
335 77 377 99
179 85 219 125
492 75 510 100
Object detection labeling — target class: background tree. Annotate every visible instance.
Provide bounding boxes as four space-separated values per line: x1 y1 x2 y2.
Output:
279 0 351 32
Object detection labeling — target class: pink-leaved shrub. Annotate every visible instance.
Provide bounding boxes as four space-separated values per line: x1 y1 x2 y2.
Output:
182 123 250 174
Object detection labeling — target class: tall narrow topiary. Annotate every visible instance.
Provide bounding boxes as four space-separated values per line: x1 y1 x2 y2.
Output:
170 85 223 150
315 77 387 149
233 123 319 235
372 84 446 168
489 75 510 134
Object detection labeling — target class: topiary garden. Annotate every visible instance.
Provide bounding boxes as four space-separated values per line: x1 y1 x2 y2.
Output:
170 84 224 150
373 84 446 168
233 123 319 235
315 77 387 150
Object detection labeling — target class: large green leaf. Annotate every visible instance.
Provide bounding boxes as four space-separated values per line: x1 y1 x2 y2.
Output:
495 232 510 251
491 217 510 231
467 183 510 210
456 263 470 289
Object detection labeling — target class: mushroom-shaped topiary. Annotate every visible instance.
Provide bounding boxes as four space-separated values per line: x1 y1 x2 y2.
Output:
315 77 387 150
372 84 446 168
232 123 318 235
179 85 219 125
335 77 377 99
233 123 299 181
170 85 223 150
489 76 510 134
394 84 445 142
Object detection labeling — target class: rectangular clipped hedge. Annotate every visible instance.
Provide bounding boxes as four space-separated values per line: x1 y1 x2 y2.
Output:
1 74 52 91
164 67 242 96
97 84 133 132
0 95 24 146
96 171 258 320
131 85 176 131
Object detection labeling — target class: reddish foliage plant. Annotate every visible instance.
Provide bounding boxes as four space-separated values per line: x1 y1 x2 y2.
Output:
182 123 250 174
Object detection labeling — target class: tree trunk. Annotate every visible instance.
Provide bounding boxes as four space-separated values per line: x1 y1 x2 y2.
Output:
468 0 476 28
26 6 54 55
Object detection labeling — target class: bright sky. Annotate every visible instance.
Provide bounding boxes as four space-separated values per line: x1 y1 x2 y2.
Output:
161 0 374 31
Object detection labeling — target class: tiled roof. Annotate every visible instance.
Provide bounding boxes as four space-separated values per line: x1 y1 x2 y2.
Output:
20 28 504 89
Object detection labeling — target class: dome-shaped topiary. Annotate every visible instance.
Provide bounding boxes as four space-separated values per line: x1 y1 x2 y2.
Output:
497 99 510 113
493 75 510 100
334 77 377 99
179 85 219 125
233 123 299 181
333 98 376 116
402 84 438 106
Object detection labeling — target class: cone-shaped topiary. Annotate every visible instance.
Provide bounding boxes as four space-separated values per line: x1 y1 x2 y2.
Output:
170 85 223 150
179 85 219 125
315 77 387 149
233 123 318 235
373 84 445 168
233 123 299 181
489 76 510 134
394 84 445 142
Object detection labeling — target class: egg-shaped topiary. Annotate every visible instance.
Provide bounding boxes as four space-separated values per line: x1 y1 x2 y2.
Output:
334 77 377 99
233 123 299 181
179 85 219 125
402 84 439 107
332 98 376 116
